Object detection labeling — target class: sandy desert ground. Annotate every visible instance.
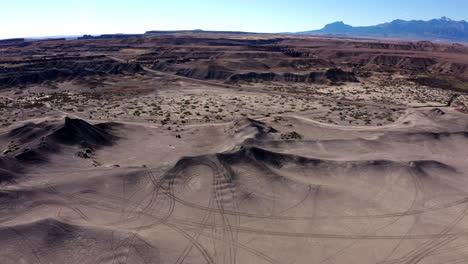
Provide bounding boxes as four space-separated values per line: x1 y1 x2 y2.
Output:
1 33 468 263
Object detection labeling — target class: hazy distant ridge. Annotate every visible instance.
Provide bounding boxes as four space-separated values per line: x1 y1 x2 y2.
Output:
298 17 468 42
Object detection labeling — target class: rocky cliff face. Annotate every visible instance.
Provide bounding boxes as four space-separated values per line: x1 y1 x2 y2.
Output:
228 69 357 84
0 56 144 88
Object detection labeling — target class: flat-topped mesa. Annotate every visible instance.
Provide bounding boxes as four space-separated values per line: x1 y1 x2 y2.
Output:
0 38 25 44
145 29 255 35
78 34 143 40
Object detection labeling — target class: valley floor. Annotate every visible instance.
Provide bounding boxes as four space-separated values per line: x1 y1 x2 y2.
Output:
1 73 468 264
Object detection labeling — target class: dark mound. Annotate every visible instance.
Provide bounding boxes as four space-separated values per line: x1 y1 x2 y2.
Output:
3 117 118 163
51 117 116 147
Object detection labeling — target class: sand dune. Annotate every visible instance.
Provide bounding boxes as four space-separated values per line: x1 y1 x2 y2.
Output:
0 106 468 263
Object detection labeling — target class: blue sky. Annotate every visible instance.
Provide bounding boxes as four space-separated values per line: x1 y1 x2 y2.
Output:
1 0 467 39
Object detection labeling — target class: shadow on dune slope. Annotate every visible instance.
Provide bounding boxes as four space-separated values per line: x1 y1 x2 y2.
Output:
0 218 160 264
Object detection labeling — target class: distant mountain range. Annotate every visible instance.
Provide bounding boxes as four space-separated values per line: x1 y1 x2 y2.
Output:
3 17 467 43
298 17 468 42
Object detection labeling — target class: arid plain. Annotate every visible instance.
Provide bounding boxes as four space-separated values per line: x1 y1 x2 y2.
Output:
1 33 468 263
